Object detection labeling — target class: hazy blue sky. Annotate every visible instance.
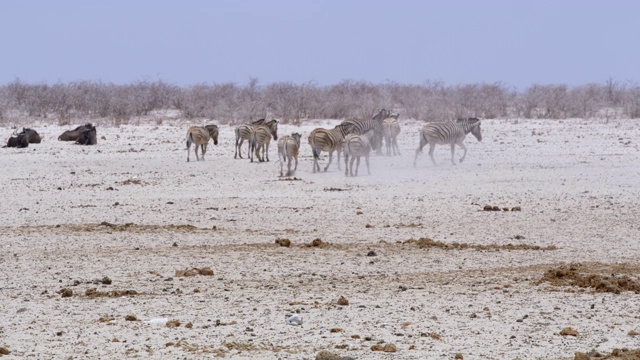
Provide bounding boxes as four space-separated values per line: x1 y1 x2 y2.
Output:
2 0 639 89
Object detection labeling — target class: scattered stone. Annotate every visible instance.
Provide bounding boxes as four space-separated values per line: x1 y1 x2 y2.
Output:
560 327 579 336
454 353 464 359
98 316 115 323
383 344 397 352
60 288 73 298
16 307 27 314
56 331 63 336
125 314 138 321
502 207 509 211
469 313 477 318
275 238 291 247
511 206 521 211
315 350 341 360
356 211 363 215
312 238 324 247
175 267 214 277
337 296 349 306
492 206 500 211
112 338 120 342
574 352 589 360
166 320 181 328
330 328 342 333
193 288 201 293
371 344 384 351
0 347 10 355
367 250 377 257
172 242 178 247
185 322 193 329
629 330 639 336
101 276 112 285
365 224 374 228
351 335 360 339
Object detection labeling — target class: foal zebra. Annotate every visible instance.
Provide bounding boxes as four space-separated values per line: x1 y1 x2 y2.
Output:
308 123 352 173
278 133 302 177
383 113 401 156
341 109 391 155
249 120 279 162
234 118 266 159
413 118 482 167
186 124 219 162
343 129 376 177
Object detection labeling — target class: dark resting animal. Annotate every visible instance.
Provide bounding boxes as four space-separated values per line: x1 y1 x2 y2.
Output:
75 124 97 145
59 123 94 141
5 132 29 148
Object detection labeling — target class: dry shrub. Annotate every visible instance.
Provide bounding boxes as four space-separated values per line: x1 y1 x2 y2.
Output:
538 264 640 294
86 288 139 298
403 237 557 251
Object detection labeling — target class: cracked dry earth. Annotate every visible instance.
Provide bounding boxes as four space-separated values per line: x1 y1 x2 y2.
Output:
1 119 640 359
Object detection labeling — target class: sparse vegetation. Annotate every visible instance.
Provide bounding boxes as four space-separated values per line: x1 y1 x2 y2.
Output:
2 78 640 126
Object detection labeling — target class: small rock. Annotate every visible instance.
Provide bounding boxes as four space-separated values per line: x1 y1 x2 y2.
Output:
483 205 493 211
511 206 521 211
371 344 384 351
172 242 178 247
351 335 360 339
502 207 509 211
312 238 324 247
383 343 397 352
492 206 500 211
0 347 10 355
166 320 180 328
60 288 73 298
125 314 137 321
574 352 590 360
56 331 63 336
367 250 377 257
185 322 193 329
101 276 112 285
315 350 341 360
275 238 291 247
112 338 120 342
628 330 639 336
559 327 579 336
337 296 349 306
454 353 464 359
330 328 342 333
16 307 27 314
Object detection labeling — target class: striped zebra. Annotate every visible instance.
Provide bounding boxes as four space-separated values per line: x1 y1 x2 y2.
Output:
278 132 302 177
413 118 482 167
308 123 353 173
249 120 279 162
343 129 376 177
234 118 266 159
382 113 401 156
341 109 391 155
186 124 219 162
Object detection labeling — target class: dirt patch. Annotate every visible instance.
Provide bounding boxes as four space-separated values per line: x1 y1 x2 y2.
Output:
175 267 214 277
402 237 558 251
575 348 640 360
85 288 140 298
537 263 640 294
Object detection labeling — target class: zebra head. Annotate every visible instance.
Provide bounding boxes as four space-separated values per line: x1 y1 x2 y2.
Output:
291 133 301 148
205 124 219 145
266 120 278 140
372 109 390 122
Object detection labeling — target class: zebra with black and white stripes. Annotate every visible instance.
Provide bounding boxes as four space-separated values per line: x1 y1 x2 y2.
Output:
249 120 279 162
234 118 266 159
186 124 219 162
341 109 391 155
383 113 401 156
278 132 302 177
343 128 377 177
308 123 353 173
413 118 482 167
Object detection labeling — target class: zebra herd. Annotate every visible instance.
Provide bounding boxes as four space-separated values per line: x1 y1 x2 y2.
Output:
185 110 483 176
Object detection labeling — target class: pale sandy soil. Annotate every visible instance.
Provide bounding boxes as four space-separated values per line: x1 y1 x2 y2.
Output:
1 119 639 360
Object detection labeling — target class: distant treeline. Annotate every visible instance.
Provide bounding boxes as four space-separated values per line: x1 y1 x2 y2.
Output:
0 77 639 125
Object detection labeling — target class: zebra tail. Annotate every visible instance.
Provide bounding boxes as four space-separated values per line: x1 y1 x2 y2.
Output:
186 133 193 149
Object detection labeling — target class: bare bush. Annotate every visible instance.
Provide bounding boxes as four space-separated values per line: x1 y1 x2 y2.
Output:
0 78 638 124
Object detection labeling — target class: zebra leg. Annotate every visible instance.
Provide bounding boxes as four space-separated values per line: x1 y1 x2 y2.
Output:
234 135 239 159
355 157 361 176
324 151 333 172
265 142 270 162
349 156 356 176
344 153 349 177
458 141 468 163
413 134 428 167
450 143 456 165
187 144 191 162
365 154 371 175
428 144 438 166
394 137 401 156
336 147 342 170
287 157 293 176
201 144 207 161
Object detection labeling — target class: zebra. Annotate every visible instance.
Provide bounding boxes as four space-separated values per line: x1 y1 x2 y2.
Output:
413 118 482 167
308 123 353 173
186 124 219 162
343 128 377 177
249 120 278 162
278 132 302 177
341 109 391 155
382 113 401 156
234 118 266 159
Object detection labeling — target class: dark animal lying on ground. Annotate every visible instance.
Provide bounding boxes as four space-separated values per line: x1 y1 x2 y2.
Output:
58 123 94 142
4 127 41 148
5 132 29 148
76 125 97 145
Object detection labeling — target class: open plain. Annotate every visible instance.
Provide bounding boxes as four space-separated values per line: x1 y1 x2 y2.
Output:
1 118 640 359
